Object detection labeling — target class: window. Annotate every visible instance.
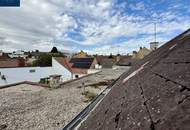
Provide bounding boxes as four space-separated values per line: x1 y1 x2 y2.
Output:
29 69 35 73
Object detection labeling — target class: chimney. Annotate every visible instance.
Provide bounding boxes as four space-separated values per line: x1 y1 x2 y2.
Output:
0 50 3 56
150 42 158 51
116 54 120 62
49 75 61 88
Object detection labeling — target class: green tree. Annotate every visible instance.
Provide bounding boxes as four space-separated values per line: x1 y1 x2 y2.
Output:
32 54 52 67
51 47 58 53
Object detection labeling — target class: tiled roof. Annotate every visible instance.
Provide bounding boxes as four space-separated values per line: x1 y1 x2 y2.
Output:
132 47 151 59
116 56 138 66
96 56 115 64
70 58 95 69
0 58 25 68
96 55 136 67
101 58 116 68
0 53 10 60
78 28 190 130
54 57 88 74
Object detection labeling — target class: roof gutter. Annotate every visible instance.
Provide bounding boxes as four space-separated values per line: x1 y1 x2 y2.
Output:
61 76 121 130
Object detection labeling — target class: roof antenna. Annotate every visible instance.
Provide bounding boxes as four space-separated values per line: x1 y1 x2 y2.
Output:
154 23 157 43
117 45 120 55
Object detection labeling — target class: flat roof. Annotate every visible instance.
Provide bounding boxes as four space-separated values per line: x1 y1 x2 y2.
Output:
0 68 128 130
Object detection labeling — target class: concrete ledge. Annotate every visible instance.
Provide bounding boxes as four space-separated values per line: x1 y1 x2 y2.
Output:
60 71 102 86
0 81 49 89
0 71 101 89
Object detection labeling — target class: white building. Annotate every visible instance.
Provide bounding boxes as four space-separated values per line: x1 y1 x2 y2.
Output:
0 57 72 86
8 50 28 59
0 57 101 87
53 57 100 79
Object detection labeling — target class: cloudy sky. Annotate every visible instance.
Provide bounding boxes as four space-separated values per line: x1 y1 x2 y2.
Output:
0 0 190 54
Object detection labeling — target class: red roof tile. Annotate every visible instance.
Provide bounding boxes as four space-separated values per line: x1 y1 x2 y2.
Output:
54 57 88 74
0 58 25 68
0 53 10 60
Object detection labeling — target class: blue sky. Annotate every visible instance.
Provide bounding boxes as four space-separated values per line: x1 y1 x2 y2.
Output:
0 0 189 54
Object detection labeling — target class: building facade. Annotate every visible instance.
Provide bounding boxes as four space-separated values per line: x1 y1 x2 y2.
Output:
53 57 100 79
0 57 72 86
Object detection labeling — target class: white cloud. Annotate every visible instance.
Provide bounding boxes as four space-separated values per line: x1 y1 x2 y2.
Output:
129 2 145 10
85 32 171 55
0 0 189 54
0 0 77 52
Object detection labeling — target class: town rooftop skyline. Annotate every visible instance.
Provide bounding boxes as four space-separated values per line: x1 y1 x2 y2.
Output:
0 0 190 54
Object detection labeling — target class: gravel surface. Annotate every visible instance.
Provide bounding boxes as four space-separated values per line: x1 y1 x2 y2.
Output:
0 67 129 130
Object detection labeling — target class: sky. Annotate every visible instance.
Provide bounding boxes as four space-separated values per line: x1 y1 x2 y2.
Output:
0 0 189 55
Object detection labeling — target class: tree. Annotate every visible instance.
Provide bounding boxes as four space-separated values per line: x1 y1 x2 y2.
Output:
32 54 52 67
51 47 58 53
108 53 113 58
35 49 39 53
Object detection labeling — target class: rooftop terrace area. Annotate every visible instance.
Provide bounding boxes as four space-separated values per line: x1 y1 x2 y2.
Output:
0 67 129 130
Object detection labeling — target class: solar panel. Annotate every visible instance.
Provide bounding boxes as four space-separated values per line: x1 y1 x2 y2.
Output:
72 62 92 69
70 58 94 69
70 58 94 63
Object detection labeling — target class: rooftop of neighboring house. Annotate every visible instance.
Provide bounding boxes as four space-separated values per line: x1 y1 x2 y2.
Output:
78 28 190 130
132 47 151 59
0 68 127 130
96 55 138 67
12 50 25 55
101 58 116 68
0 53 10 60
116 55 138 66
54 57 97 74
73 50 89 58
96 55 114 63
0 58 25 68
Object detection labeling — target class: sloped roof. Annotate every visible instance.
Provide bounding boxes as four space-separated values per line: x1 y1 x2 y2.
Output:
96 56 117 68
78 28 190 130
54 57 71 70
101 58 116 68
73 50 88 58
54 57 88 74
70 58 94 69
116 55 138 66
96 55 115 64
0 53 10 60
132 47 151 59
0 58 25 68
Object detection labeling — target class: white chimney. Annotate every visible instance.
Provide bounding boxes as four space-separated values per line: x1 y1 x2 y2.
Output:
0 50 3 56
49 75 61 88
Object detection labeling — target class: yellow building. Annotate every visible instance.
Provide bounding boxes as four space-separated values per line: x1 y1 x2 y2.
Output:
74 50 88 58
132 47 151 59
